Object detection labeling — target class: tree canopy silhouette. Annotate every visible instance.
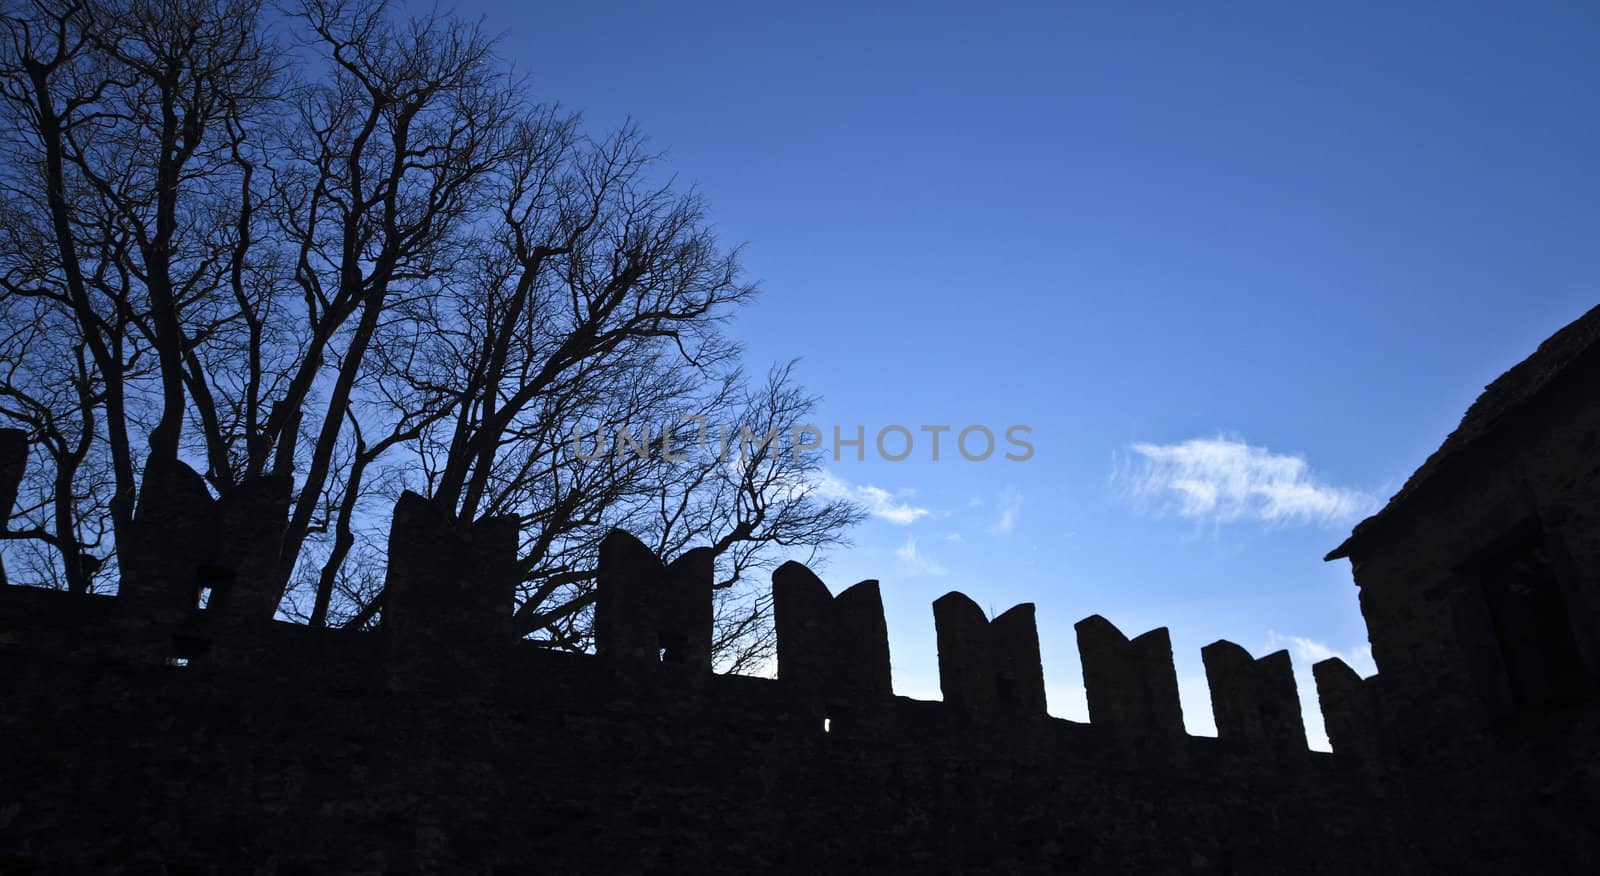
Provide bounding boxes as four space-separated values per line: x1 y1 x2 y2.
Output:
0 0 861 670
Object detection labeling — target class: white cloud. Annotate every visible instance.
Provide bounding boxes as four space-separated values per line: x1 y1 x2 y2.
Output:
813 471 929 525
1120 437 1377 526
972 485 1024 533
1265 631 1376 677
895 536 946 577
990 508 1013 534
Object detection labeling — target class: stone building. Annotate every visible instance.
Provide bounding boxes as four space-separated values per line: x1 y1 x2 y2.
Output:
1323 302 1600 870
0 306 1595 873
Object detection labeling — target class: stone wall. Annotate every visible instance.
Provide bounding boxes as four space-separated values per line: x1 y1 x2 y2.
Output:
1330 338 1600 871
0 586 1395 875
2 351 1598 876
0 471 1404 874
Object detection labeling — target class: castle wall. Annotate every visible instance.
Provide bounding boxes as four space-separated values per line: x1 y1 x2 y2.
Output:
4 361 1598 876
0 588 1394 875
0 517 1404 876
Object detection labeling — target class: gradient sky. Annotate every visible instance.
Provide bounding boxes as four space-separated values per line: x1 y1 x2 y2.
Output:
418 0 1599 747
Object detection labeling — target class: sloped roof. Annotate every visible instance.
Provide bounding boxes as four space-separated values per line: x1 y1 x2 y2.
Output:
1326 302 1600 561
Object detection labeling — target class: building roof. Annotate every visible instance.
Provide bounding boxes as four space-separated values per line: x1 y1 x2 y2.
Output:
1326 302 1600 561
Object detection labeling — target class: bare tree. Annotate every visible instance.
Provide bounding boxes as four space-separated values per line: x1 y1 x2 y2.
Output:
0 0 861 671
0 291 113 592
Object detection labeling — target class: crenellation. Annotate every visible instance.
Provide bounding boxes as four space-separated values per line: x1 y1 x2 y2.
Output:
1202 641 1307 752
593 529 714 670
1312 657 1379 759
382 491 518 690
0 427 24 522
932 591 992 709
113 456 293 658
1076 615 1185 741
3 304 1597 872
1131 628 1186 738
0 428 22 588
118 455 217 619
209 473 293 625
772 561 892 704
933 592 1047 717
0 495 1583 872
989 603 1048 714
0 438 1381 761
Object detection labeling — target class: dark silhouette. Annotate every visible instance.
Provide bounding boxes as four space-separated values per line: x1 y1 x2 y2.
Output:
1 305 1597 872
0 0 862 668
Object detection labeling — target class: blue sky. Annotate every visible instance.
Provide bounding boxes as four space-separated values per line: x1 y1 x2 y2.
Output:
431 0 1598 747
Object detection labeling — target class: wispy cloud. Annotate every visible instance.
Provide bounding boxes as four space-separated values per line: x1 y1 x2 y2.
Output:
814 471 930 525
1265 631 1376 677
1119 437 1376 526
895 536 946 577
987 487 1021 535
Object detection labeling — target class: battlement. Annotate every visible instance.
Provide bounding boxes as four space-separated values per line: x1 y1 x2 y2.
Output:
0 473 1377 767
0 454 1422 872
1 532 1394 873
8 307 1600 872
1 435 1594 872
